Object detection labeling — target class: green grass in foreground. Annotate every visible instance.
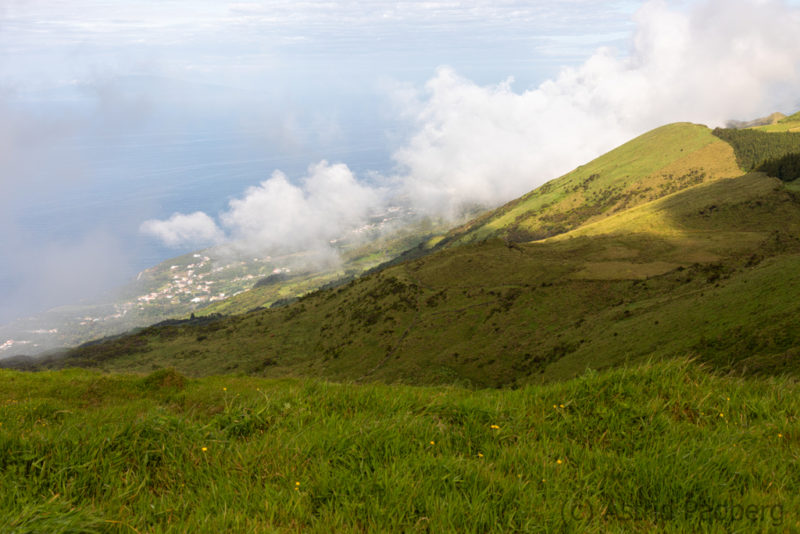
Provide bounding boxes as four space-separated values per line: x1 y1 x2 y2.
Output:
1 359 797 533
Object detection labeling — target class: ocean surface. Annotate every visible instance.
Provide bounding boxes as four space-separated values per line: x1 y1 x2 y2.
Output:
1 98 397 323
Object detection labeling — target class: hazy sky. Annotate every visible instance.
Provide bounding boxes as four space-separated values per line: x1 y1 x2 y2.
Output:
2 0 800 324
0 1 641 91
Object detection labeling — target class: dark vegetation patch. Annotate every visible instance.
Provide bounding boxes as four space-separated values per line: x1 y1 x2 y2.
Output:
151 313 226 328
253 271 292 288
693 324 800 371
364 236 441 272
712 127 800 181
269 297 298 309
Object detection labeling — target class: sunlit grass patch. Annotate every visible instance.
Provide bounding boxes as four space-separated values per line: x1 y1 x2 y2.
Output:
1 359 798 532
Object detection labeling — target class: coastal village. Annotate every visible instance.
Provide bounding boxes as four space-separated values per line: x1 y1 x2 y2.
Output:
0 204 417 357
0 253 289 356
134 254 244 307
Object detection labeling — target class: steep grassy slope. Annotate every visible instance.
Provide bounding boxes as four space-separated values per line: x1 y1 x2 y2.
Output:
166 122 740 325
1 360 797 532
32 170 800 387
436 122 741 246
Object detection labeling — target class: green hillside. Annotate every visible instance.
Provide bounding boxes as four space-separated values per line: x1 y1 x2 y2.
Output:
435 122 741 246
755 111 800 132
30 176 800 386
167 122 741 324
1 359 796 532
12 120 800 388
194 219 449 317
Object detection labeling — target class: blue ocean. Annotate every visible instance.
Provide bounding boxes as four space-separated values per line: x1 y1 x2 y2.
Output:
0 97 396 322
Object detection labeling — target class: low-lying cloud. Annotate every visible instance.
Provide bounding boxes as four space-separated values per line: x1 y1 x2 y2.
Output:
395 0 800 215
143 0 800 253
140 212 224 249
142 160 382 257
0 229 131 325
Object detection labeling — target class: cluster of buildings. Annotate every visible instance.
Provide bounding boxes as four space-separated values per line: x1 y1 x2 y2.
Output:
0 254 282 357
135 254 227 306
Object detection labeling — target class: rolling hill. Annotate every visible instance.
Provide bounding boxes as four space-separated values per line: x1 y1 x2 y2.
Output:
14 116 800 387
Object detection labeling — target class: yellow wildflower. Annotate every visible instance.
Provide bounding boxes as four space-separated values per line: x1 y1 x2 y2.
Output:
556 459 563 465
490 424 500 430
201 447 208 452
477 452 484 458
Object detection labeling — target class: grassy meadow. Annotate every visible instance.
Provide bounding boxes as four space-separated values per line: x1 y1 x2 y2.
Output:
1 359 797 533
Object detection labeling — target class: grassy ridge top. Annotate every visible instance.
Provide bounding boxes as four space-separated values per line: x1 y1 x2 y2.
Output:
551 171 789 240
756 111 800 132
1 359 796 532
438 123 740 246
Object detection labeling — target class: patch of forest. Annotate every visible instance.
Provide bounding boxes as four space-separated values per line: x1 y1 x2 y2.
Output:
713 127 800 181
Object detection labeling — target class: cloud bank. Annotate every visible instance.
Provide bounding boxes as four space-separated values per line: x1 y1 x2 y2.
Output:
140 212 224 249
396 0 800 215
141 161 381 257
0 228 131 325
142 0 800 252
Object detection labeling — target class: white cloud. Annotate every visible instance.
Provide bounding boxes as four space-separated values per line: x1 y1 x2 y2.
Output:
142 160 381 257
222 160 380 255
142 0 800 255
391 0 800 216
140 212 224 248
0 1 637 91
